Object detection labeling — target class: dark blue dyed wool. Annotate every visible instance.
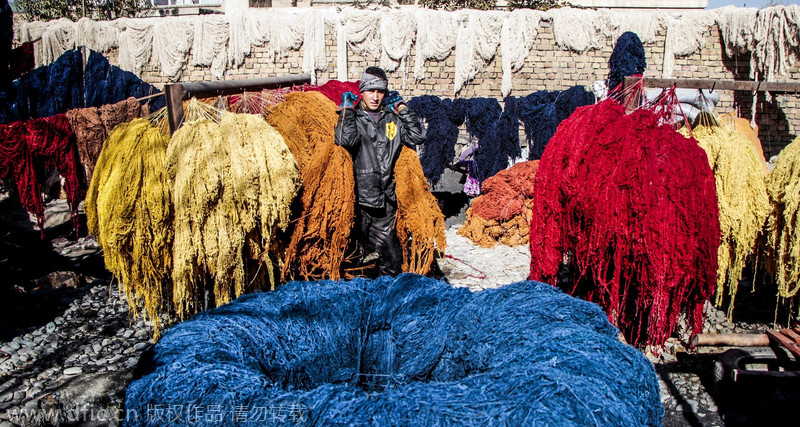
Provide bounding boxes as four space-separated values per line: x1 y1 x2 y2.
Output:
496 96 522 160
406 95 466 188
12 49 83 120
466 98 522 183
607 31 646 93
555 85 596 123
43 49 84 118
0 49 165 124
517 91 558 160
84 50 165 111
125 274 663 427
517 88 595 160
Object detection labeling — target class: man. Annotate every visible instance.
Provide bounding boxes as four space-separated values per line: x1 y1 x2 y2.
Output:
335 66 426 276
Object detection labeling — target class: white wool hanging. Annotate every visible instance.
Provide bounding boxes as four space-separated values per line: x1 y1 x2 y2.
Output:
40 18 76 66
751 5 800 81
380 8 416 73
227 10 253 68
337 8 382 81
17 20 48 44
118 19 155 76
599 9 664 45
192 15 230 80
152 17 195 82
662 11 715 78
335 15 348 81
549 8 609 53
302 8 329 84
453 10 504 95
227 9 304 69
265 9 305 61
501 9 543 97
714 6 758 58
18 21 49 67
75 17 120 53
413 8 458 82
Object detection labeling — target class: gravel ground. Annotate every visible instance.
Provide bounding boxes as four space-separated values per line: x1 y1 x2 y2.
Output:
0 198 791 426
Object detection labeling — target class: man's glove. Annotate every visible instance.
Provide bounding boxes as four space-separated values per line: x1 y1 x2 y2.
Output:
384 90 404 112
340 91 358 109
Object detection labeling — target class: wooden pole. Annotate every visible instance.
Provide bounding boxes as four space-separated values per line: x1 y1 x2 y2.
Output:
692 333 770 347
625 76 800 94
165 74 312 134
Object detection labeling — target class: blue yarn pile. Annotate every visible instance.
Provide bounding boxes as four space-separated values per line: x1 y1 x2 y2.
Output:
125 274 662 426
607 31 646 92
0 49 164 124
406 95 466 188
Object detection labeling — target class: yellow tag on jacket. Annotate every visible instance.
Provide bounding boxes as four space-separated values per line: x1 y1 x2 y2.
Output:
385 121 397 140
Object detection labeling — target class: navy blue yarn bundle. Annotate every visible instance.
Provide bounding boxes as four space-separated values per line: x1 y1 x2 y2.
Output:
406 95 466 188
516 87 595 160
9 49 84 121
125 274 663 426
465 97 522 183
518 91 558 160
0 49 164 124
83 50 165 111
556 85 595 123
607 31 646 93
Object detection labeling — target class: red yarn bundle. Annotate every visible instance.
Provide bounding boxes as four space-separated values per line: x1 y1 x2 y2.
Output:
0 114 83 232
0 122 41 225
311 80 361 106
528 100 720 347
472 160 539 221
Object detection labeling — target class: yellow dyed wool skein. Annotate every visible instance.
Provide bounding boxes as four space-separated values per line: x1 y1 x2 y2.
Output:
85 118 172 337
168 109 300 320
765 135 800 303
688 121 770 317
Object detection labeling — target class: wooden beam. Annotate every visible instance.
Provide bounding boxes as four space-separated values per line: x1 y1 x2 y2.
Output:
780 328 800 345
165 74 312 134
766 329 800 360
624 76 800 93
692 333 770 347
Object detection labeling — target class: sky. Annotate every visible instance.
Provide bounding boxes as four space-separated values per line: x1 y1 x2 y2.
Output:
707 0 800 8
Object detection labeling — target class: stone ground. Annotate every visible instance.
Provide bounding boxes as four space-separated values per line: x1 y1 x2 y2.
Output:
0 189 796 426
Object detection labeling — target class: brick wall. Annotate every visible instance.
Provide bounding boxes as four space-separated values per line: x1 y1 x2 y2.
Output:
134 20 800 158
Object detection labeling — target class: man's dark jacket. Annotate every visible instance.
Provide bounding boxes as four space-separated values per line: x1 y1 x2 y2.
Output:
335 103 426 208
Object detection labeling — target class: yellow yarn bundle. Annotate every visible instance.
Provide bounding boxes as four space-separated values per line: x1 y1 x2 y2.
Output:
764 135 800 304
168 100 300 319
85 117 172 336
688 118 770 316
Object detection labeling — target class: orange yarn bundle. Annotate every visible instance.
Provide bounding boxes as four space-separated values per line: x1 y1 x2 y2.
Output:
266 91 356 280
458 160 540 247
394 146 447 274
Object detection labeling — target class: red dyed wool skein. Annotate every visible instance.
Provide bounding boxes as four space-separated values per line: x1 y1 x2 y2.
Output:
529 99 720 348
